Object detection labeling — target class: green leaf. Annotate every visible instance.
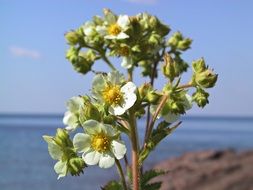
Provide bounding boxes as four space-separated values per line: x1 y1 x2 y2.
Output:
141 169 165 190
101 180 123 190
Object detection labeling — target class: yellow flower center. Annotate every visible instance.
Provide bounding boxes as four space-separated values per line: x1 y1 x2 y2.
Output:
108 24 121 36
118 46 130 56
102 85 123 105
91 134 110 152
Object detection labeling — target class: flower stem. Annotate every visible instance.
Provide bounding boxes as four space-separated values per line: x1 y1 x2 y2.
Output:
115 159 128 190
129 110 139 190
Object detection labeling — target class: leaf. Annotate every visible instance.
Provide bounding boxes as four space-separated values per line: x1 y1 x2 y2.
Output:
141 170 165 190
101 180 123 190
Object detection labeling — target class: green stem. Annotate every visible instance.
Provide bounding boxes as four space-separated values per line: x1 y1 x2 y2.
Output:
101 53 116 71
115 159 128 190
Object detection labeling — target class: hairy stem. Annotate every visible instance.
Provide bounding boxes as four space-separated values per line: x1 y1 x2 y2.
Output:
129 110 139 190
115 159 128 190
177 83 193 89
145 94 169 145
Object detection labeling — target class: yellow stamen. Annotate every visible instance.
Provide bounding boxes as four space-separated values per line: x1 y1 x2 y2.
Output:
108 24 121 36
91 134 110 152
102 85 123 105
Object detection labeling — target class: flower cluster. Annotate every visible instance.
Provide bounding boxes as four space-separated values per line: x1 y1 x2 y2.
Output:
44 9 217 190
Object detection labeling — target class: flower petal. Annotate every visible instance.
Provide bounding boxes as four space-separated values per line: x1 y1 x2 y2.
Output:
82 150 101 165
83 120 103 135
98 153 115 168
43 136 63 160
73 133 91 153
117 15 130 29
111 140 127 160
121 82 137 94
184 94 193 110
103 124 117 137
121 57 133 69
116 32 129 39
107 70 125 85
54 161 67 179
163 112 180 123
96 25 107 36
66 96 83 112
109 104 126 116
63 111 79 130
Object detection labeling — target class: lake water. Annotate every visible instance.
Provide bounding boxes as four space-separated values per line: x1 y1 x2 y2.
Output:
0 115 253 190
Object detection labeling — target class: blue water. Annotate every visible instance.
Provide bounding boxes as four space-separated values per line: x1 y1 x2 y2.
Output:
0 115 253 190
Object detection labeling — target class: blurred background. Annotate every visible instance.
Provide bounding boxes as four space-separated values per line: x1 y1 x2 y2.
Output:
1 0 253 190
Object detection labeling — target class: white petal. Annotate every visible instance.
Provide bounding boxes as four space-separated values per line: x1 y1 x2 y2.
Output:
121 82 137 94
109 105 126 115
184 94 193 110
116 32 129 39
82 150 101 165
98 153 115 168
111 140 127 160
117 15 130 29
107 71 125 85
82 120 102 135
63 111 78 130
121 91 137 111
73 133 91 153
163 112 180 123
104 124 117 137
104 34 117 39
43 136 63 160
121 57 133 69
66 96 83 112
96 25 107 36
54 161 67 179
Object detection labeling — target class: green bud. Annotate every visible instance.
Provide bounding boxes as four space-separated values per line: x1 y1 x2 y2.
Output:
192 87 209 108
103 115 115 125
138 83 151 100
54 128 72 147
177 38 192 51
146 91 161 104
170 101 185 114
79 102 101 125
194 69 218 88
148 33 161 46
149 16 158 28
65 31 80 45
92 15 103 25
162 53 176 81
68 157 85 176
66 47 79 63
192 58 207 73
168 32 183 48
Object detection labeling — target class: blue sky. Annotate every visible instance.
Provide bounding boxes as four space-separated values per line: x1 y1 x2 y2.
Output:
1 0 253 116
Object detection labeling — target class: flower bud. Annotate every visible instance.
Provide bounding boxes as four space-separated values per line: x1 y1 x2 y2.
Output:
66 47 79 63
79 102 101 124
68 157 85 176
162 53 176 81
146 91 161 104
138 83 151 100
192 58 207 73
192 88 209 108
177 38 192 51
65 31 80 45
54 128 72 147
168 32 183 48
194 69 218 88
148 33 161 46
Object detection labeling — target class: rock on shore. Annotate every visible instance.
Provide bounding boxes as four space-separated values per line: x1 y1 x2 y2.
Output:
152 150 253 190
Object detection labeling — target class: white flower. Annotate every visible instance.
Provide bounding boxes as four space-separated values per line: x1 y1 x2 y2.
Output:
82 21 107 37
104 15 130 40
63 96 84 131
121 56 133 69
92 71 137 115
73 120 127 169
151 94 192 123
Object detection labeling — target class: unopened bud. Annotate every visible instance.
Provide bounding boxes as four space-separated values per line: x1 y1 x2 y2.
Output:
194 69 218 88
193 88 209 108
177 38 192 51
68 157 85 176
192 58 207 73
66 47 79 63
162 53 176 81
168 32 183 48
79 102 101 124
65 31 80 45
